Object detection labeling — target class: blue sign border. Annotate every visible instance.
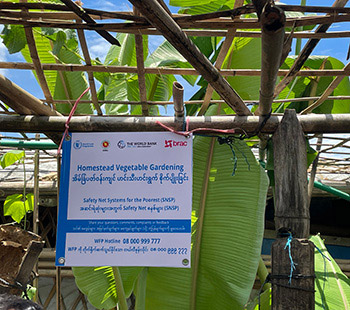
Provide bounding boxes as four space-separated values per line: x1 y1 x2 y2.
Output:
55 133 191 266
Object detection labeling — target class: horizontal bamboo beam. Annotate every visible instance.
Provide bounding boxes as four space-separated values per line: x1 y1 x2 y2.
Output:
0 114 350 133
1 3 350 22
0 3 143 21
0 61 346 77
0 13 349 31
0 11 348 38
36 95 350 106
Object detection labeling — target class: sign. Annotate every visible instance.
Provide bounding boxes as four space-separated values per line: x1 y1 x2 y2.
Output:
56 132 192 268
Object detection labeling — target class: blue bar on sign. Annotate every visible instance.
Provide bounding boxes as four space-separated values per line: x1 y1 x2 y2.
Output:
62 219 191 233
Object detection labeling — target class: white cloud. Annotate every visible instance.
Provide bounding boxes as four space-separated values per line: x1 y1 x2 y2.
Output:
0 41 8 76
88 37 112 62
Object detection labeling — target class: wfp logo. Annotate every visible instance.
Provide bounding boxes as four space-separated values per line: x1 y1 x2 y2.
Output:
73 140 82 149
164 140 187 148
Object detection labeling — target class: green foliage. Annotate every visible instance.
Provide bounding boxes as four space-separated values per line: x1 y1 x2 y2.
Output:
312 235 350 309
98 34 196 115
0 150 25 168
73 105 269 309
4 193 34 223
277 56 350 114
245 288 271 310
73 266 142 309
1 25 26 54
1 26 92 114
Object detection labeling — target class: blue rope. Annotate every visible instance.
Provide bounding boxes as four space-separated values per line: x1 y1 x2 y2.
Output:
284 233 297 284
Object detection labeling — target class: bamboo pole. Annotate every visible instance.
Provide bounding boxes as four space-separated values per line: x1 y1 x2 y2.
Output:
0 74 60 116
308 135 323 206
23 26 54 107
255 2 285 116
274 0 349 98
198 0 244 116
1 9 350 38
0 114 350 133
0 62 347 77
33 133 40 303
0 3 350 21
35 95 350 106
59 0 120 46
1 13 349 33
56 154 61 310
129 0 251 116
0 3 144 21
76 19 102 115
173 81 184 119
134 7 149 116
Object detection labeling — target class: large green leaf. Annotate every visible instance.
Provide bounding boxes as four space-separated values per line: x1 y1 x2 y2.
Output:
19 28 92 115
145 40 197 86
277 56 350 114
141 105 269 309
0 150 24 168
73 266 143 309
1 25 26 54
312 234 350 310
4 194 25 223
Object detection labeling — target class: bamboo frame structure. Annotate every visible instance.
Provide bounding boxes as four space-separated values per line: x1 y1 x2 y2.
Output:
0 1 349 309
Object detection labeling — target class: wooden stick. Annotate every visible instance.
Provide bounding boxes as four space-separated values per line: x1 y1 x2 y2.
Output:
134 7 149 116
76 19 102 115
1 113 350 133
24 26 54 106
198 28 237 116
308 135 323 206
59 0 120 46
300 61 350 114
198 0 244 116
0 61 347 77
274 0 349 98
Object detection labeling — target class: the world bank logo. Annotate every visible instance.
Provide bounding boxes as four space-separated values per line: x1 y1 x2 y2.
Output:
117 140 126 149
73 140 82 149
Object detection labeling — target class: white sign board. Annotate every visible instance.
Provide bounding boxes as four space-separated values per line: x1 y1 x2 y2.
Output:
56 132 192 268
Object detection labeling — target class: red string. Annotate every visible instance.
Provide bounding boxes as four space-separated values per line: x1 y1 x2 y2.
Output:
57 87 90 155
155 117 235 137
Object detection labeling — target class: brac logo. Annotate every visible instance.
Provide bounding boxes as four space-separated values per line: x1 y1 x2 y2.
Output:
164 140 187 148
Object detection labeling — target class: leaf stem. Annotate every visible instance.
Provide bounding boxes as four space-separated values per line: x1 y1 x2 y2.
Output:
22 151 27 230
135 267 148 310
111 267 128 310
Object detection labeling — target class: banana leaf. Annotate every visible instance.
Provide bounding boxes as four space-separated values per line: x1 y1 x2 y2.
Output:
73 104 269 309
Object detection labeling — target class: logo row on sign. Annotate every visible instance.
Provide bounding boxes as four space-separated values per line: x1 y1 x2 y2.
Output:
73 139 188 150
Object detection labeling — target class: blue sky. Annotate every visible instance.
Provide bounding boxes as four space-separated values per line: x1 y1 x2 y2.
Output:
0 0 349 102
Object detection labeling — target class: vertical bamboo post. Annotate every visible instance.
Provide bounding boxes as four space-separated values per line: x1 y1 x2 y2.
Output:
173 81 184 120
56 154 61 310
33 133 40 303
271 109 314 310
